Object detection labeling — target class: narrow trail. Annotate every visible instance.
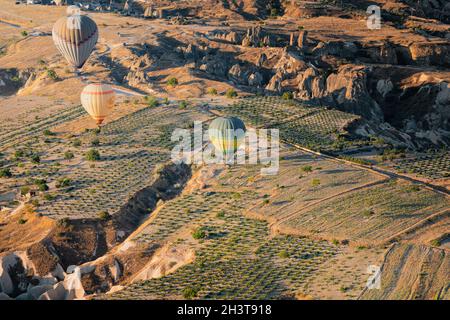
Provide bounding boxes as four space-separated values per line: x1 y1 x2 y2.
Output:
0 19 20 28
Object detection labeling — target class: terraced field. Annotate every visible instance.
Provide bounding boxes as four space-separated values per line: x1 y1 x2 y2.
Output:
389 151 450 179
360 244 449 300
0 103 208 219
279 180 450 244
224 155 383 221
108 190 339 300
0 99 83 151
38 106 206 219
217 96 361 151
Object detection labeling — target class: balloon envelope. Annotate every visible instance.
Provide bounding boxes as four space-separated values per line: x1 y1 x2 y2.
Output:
52 13 98 69
208 117 246 157
81 84 115 125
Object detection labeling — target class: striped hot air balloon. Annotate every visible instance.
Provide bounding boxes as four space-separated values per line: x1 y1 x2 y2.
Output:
208 117 246 158
80 84 115 126
52 9 98 69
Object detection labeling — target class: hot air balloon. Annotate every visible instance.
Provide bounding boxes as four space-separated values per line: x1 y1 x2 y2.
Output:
52 7 98 70
208 117 246 159
80 83 115 126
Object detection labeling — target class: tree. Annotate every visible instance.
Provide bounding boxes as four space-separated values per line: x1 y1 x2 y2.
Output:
182 287 199 299
0 168 12 178
192 227 207 240
167 77 179 87
225 88 238 98
86 149 101 161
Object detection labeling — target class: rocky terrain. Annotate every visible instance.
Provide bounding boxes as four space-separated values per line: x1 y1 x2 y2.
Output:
0 0 448 300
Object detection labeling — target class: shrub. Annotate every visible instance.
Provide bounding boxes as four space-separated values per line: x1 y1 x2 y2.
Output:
43 129 55 136
405 185 421 193
30 154 40 164
145 95 159 107
192 227 207 240
56 178 71 188
20 186 30 196
338 155 372 166
91 138 100 146
301 165 313 173
339 286 349 293
278 250 289 258
72 139 82 147
35 180 49 191
0 168 12 178
21 30 28 37
182 287 199 299
207 87 217 95
46 69 58 80
86 149 100 161
311 178 321 187
43 193 55 201
282 92 293 100
362 209 375 217
216 210 225 218
14 150 25 158
430 239 441 247
98 211 111 221
64 151 74 160
225 88 238 98
178 100 188 109
18 218 27 225
57 217 70 228
167 77 178 87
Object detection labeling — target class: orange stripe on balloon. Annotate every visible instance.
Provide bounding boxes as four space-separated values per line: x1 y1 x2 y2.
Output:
81 90 114 95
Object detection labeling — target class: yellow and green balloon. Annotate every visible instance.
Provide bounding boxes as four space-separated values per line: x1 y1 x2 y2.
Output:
208 117 246 158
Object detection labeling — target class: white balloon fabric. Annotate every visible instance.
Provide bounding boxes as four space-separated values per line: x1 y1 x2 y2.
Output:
52 10 98 69
80 84 115 125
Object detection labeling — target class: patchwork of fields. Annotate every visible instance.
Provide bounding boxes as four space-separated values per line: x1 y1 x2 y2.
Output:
0 95 448 300
107 190 340 300
0 101 208 219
